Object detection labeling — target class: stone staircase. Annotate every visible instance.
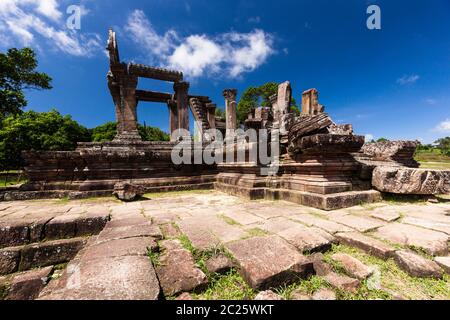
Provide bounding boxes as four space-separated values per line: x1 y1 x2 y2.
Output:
0 206 110 300
189 97 210 134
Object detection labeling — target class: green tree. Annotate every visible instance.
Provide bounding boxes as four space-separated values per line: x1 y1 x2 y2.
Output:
138 123 170 141
434 137 450 151
215 107 226 119
0 109 90 170
376 138 389 143
90 121 117 142
0 48 52 118
237 82 300 124
90 122 170 142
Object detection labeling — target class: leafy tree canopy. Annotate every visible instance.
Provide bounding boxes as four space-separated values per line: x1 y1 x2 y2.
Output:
90 121 169 142
0 109 90 170
237 82 300 124
0 48 52 118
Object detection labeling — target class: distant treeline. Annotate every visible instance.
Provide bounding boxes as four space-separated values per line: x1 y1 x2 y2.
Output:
0 110 169 171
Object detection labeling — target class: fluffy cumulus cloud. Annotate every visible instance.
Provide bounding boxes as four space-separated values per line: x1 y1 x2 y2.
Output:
396 74 420 85
125 10 274 79
0 0 101 57
434 119 450 132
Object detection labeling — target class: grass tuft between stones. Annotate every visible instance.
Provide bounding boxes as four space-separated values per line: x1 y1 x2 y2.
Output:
324 244 450 300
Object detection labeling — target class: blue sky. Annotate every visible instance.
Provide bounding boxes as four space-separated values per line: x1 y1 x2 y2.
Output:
1 0 449 143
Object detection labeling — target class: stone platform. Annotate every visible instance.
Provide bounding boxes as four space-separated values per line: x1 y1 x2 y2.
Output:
1 191 449 300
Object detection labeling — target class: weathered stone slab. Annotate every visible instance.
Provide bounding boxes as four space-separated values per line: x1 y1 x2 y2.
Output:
0 221 29 248
226 236 314 290
329 215 385 233
105 216 148 228
45 214 79 240
39 256 160 300
20 238 86 270
369 207 401 222
290 289 312 300
156 240 208 296
335 232 395 259
372 167 450 195
254 290 283 300
96 222 162 243
160 223 182 238
402 217 450 235
323 272 360 293
278 226 334 253
82 237 157 260
257 217 299 233
113 182 145 201
0 246 21 275
393 250 443 278
222 211 263 225
312 288 336 300
374 223 448 256
434 257 450 274
331 253 373 280
178 216 245 250
205 254 233 274
309 252 333 276
290 214 353 234
75 212 110 237
5 266 53 300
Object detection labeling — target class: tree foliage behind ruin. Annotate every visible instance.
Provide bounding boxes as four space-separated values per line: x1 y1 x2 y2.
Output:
237 82 300 124
0 109 91 170
0 48 52 119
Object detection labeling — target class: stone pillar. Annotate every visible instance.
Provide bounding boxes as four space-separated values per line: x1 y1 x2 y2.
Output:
223 89 237 138
111 72 141 141
269 94 279 123
174 81 190 132
167 99 178 141
206 103 216 129
302 88 324 115
277 81 291 119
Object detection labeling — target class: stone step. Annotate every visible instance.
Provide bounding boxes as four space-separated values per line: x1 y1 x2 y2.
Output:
393 250 443 278
155 239 208 296
0 210 109 248
1 266 53 300
373 223 449 256
38 214 162 300
335 232 395 260
226 235 314 290
1 237 86 275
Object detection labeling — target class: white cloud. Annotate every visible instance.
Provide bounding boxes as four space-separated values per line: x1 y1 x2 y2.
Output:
434 119 450 132
0 0 101 57
125 10 274 79
248 16 261 24
396 74 420 85
425 98 437 105
365 133 374 142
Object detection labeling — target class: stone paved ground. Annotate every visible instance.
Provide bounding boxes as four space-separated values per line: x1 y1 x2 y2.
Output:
1 191 449 300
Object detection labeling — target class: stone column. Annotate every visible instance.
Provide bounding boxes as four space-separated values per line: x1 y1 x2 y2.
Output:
174 81 190 132
112 73 141 141
223 89 237 138
167 99 178 141
277 81 291 119
205 103 216 129
301 88 324 115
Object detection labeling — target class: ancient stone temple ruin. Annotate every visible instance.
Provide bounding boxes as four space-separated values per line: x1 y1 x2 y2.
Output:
1 29 448 209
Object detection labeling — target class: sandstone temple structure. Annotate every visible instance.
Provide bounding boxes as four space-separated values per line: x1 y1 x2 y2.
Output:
1 29 448 209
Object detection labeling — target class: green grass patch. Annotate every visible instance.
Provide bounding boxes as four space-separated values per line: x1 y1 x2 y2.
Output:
243 227 270 239
219 215 241 226
147 249 161 267
324 244 450 300
192 269 256 300
381 193 429 205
